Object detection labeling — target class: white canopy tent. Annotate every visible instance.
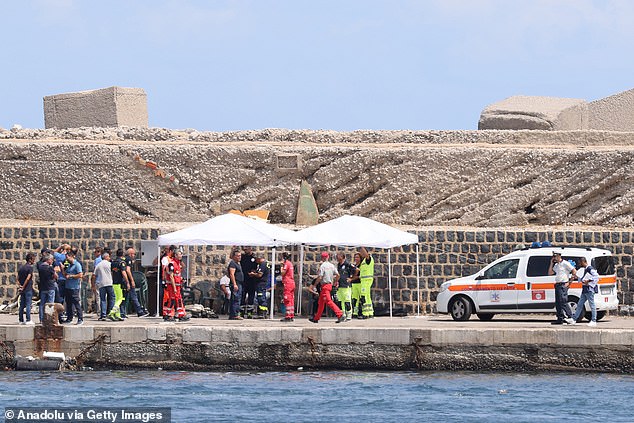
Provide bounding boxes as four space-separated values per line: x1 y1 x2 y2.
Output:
157 213 298 319
295 215 420 318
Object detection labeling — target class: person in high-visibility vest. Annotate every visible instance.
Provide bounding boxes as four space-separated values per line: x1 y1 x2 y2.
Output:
358 247 374 318
350 253 362 318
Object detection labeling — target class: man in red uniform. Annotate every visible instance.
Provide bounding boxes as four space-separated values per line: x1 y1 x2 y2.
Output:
172 251 189 321
280 252 295 322
161 245 177 321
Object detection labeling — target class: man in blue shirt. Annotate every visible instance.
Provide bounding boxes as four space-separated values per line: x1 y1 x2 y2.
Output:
572 257 600 327
53 244 70 322
63 252 84 325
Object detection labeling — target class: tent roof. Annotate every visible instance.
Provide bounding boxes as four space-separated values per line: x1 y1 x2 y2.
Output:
296 215 418 248
157 213 298 247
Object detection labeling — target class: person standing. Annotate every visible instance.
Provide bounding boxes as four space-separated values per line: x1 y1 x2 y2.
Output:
94 252 115 321
124 247 149 317
358 247 375 319
310 252 345 324
108 249 129 321
17 253 36 325
253 255 271 318
53 244 70 321
62 252 84 325
350 253 362 318
336 252 356 321
172 250 189 321
572 257 600 327
548 252 576 325
228 249 244 320
37 254 58 324
280 252 295 322
241 246 258 318
90 246 104 316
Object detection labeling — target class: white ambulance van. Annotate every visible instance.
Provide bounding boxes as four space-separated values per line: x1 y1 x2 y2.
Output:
436 246 618 321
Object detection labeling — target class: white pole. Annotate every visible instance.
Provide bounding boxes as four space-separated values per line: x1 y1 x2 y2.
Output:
416 244 421 317
297 244 304 316
156 243 161 316
270 247 276 320
186 245 190 287
388 249 393 319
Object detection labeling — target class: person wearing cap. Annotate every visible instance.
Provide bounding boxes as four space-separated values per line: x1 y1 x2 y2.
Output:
310 251 345 324
548 252 576 325
241 246 259 318
280 252 295 322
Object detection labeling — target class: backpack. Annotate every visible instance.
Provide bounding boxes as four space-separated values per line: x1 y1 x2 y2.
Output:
582 266 598 294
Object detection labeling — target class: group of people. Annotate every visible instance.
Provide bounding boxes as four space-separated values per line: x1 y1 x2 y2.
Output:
16 240 378 324
550 251 600 326
219 245 376 323
16 244 149 325
18 244 86 326
222 247 274 321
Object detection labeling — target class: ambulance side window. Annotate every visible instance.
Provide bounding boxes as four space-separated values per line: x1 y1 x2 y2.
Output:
482 259 519 280
526 257 551 277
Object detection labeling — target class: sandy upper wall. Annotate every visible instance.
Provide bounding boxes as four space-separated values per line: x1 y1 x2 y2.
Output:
0 128 632 227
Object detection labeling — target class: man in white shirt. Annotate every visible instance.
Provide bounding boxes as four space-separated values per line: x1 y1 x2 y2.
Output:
94 252 114 321
572 257 600 327
309 252 345 324
548 252 576 325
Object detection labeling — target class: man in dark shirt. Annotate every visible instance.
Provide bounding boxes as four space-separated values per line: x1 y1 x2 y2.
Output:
37 254 58 323
17 253 36 325
108 249 129 321
253 255 271 318
228 250 244 320
241 246 258 317
124 247 149 317
336 252 356 321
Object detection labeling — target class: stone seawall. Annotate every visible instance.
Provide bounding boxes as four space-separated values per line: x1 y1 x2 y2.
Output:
3 321 634 373
0 223 632 310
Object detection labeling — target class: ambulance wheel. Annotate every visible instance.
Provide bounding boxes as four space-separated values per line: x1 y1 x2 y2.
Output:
450 296 472 321
587 310 606 321
477 313 495 321
567 296 584 322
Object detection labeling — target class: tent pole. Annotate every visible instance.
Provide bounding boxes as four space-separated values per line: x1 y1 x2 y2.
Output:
156 243 161 317
388 249 393 319
416 244 421 317
270 247 276 320
298 244 304 316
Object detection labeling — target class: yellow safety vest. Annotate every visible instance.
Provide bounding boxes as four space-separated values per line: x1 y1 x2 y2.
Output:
359 256 374 282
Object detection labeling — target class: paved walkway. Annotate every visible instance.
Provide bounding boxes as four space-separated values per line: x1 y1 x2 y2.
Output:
2 312 633 330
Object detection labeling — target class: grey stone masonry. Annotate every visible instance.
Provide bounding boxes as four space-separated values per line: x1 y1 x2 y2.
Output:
43 86 148 129
0 224 632 316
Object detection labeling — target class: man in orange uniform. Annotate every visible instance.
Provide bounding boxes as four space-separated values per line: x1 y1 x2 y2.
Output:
172 251 189 321
161 245 177 321
280 252 295 322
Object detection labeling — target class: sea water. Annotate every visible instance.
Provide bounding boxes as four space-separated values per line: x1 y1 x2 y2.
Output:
0 370 632 422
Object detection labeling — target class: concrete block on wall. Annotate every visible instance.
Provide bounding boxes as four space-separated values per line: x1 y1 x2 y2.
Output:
44 86 148 129
478 96 588 130
588 88 634 131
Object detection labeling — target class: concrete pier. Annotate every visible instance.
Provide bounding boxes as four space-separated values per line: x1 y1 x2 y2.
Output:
1 314 633 373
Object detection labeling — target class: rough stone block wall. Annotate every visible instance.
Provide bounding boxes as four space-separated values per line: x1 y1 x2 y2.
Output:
43 86 148 129
0 129 633 228
0 225 631 316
